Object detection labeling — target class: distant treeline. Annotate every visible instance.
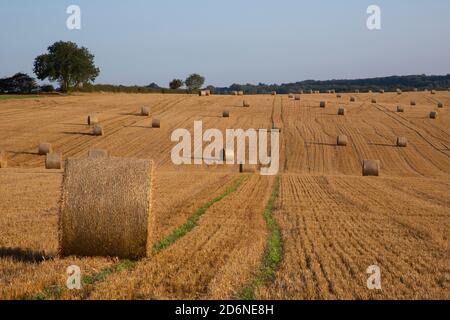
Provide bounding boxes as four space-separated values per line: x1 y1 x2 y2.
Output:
77 83 186 94
2 73 449 95
213 74 450 94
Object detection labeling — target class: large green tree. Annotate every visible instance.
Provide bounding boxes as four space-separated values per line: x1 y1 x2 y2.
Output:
34 41 100 92
185 74 205 92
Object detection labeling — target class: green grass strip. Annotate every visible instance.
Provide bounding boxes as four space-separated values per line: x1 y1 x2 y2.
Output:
31 259 136 300
30 175 248 300
238 175 282 300
153 174 249 253
0 95 39 101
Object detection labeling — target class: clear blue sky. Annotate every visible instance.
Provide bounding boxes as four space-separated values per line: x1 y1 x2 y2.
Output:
1 0 449 87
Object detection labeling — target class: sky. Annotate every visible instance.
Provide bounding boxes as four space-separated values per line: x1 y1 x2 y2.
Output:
1 0 450 87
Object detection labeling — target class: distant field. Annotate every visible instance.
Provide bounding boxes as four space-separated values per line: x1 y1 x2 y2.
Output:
0 92 449 300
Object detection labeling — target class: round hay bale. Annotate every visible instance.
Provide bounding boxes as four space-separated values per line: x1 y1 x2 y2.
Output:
336 135 348 146
379 89 385 94
59 157 154 259
396 106 404 112
350 97 355 102
295 95 301 101
239 164 258 173
232 91 238 95
46 153 62 169
309 90 313 94
320 101 327 108
152 119 161 128
288 94 294 99
338 107 346 116
38 143 52 155
238 91 244 96
355 89 360 94
243 100 250 107
92 124 104 136
362 159 380 177
371 99 377 104
336 94 342 98
0 151 7 168
223 111 230 118
431 90 436 94
437 102 443 108
413 88 418 92
410 101 416 106
271 91 277 96
397 89 402 95
396 137 408 147
429 111 438 119
221 149 234 163
141 107 150 116
88 149 109 158
87 115 99 125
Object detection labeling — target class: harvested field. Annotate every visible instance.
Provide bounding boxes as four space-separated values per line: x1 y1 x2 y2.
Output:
0 91 449 300
256 175 450 299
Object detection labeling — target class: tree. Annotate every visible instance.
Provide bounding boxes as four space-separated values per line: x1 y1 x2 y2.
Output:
33 41 100 92
169 79 183 90
0 73 37 93
40 84 55 93
185 74 205 92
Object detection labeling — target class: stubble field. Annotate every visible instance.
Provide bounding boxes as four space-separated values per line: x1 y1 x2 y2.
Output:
0 91 449 299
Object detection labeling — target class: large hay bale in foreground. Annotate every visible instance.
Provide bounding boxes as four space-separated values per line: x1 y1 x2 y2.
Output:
0 151 7 168
59 157 154 259
320 101 327 108
223 111 230 118
38 143 52 155
152 119 161 128
410 101 416 106
46 153 62 169
362 160 380 177
396 137 408 147
397 106 404 112
93 124 104 136
141 107 150 116
337 135 348 146
88 149 109 158
337 107 346 116
429 111 438 119
87 115 99 125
